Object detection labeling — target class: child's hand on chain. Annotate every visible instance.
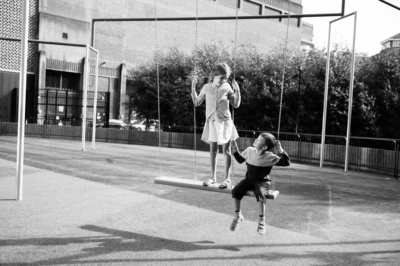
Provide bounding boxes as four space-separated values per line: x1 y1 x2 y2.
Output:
231 140 238 153
192 76 197 90
232 79 239 93
275 141 284 154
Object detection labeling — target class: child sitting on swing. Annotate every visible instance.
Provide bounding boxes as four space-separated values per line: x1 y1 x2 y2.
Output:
230 133 290 235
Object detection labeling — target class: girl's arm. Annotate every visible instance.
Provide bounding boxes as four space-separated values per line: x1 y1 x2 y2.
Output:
191 78 206 107
228 80 241 108
275 141 290 166
231 140 246 164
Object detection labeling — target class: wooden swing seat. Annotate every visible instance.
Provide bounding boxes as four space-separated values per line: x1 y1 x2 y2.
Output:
154 176 279 199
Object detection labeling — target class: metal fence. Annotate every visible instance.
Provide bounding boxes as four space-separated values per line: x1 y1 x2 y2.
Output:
0 120 399 179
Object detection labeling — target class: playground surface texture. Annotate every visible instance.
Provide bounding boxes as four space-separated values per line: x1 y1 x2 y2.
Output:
0 135 399 266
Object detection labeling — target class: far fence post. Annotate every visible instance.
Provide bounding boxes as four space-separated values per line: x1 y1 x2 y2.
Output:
394 141 399 179
168 126 172 148
297 134 301 163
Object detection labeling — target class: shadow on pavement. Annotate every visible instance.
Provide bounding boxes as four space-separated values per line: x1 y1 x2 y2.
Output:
1 225 399 265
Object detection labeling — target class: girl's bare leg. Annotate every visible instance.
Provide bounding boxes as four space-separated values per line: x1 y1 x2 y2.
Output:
222 141 232 180
209 142 218 179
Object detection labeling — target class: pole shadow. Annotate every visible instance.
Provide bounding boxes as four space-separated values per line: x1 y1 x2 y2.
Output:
1 225 400 265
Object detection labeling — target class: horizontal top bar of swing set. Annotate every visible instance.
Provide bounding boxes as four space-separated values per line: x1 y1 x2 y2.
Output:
0 37 87 47
92 13 344 23
378 0 400 11
329 11 356 24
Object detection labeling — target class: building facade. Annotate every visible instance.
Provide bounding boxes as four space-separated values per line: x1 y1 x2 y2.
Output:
381 33 400 50
1 0 313 125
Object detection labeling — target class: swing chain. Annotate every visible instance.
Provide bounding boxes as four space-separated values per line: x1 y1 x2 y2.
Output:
233 1 239 80
277 0 291 140
193 0 199 180
213 0 219 44
153 0 162 176
230 0 240 183
273 0 292 192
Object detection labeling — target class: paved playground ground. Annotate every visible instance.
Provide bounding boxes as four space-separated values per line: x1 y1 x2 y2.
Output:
1 135 399 265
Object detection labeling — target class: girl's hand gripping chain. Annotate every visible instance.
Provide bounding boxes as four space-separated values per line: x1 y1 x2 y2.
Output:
232 79 239 93
192 76 197 90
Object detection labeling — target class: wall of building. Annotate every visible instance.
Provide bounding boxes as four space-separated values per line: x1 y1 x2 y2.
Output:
38 0 306 69
34 0 311 123
38 12 90 62
0 0 39 121
0 72 19 119
1 0 312 124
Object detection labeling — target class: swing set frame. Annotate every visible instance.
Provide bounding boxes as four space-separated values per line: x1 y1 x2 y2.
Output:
89 0 349 199
88 0 349 198
10 0 400 200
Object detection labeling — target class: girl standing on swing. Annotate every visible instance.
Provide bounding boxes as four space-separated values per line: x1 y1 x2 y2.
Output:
191 63 241 189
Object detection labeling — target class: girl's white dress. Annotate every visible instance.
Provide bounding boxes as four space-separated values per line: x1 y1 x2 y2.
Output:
192 82 240 145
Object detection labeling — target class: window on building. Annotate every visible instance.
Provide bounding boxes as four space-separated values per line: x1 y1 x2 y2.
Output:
243 0 261 15
46 70 80 90
394 40 400 47
219 0 238 8
46 70 61 89
382 42 390 49
62 32 68 39
264 6 281 22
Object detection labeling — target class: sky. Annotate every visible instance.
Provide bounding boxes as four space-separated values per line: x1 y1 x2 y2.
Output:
301 0 400 55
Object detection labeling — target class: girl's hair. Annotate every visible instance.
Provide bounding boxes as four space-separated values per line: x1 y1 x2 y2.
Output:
260 132 277 152
211 63 231 80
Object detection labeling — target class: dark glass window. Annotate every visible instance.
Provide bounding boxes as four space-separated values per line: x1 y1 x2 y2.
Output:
46 70 80 90
46 70 61 89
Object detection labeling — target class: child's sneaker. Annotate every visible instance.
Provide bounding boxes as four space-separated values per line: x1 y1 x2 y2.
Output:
257 217 266 235
230 213 244 231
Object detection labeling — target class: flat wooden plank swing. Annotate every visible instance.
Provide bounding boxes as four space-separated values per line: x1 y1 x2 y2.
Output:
154 176 279 199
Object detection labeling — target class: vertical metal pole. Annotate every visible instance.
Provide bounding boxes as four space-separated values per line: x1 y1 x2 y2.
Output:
55 90 58 124
16 0 29 201
344 12 357 172
341 0 346 15
320 22 332 168
295 67 302 134
393 144 396 179
92 49 99 149
105 91 110 128
45 90 48 123
65 90 68 120
395 143 399 180
82 46 89 151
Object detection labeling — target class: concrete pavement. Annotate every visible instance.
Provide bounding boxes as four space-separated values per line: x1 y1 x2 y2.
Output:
1 136 400 265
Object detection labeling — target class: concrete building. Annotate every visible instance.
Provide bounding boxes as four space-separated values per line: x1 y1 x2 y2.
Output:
0 0 313 125
300 21 314 51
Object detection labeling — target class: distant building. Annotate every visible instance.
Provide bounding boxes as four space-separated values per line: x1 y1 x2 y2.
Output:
355 52 369 58
300 21 314 52
1 0 314 125
381 32 400 50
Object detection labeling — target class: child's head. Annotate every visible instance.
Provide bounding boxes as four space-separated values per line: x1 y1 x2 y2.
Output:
253 132 277 153
210 63 231 86
212 63 231 79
